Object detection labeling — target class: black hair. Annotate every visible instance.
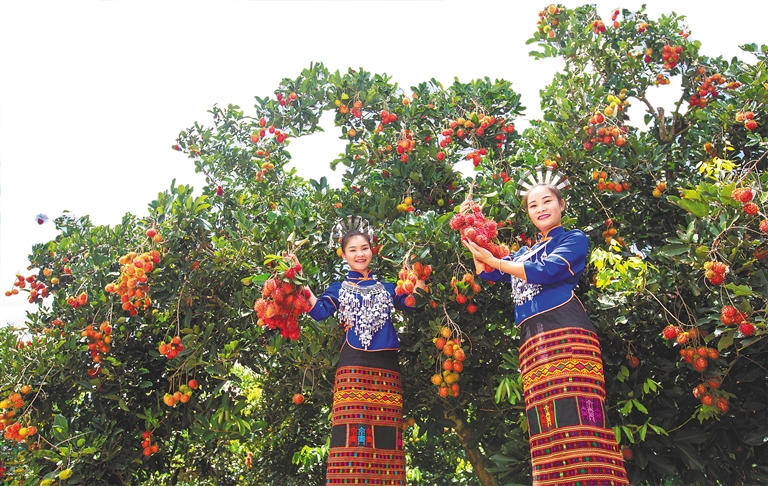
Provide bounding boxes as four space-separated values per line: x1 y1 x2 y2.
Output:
521 183 563 207
341 230 372 252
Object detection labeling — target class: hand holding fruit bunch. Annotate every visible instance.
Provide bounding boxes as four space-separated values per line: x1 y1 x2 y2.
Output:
453 199 510 273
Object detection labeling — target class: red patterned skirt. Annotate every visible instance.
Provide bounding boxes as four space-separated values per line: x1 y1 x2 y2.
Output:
519 300 629 486
326 345 406 485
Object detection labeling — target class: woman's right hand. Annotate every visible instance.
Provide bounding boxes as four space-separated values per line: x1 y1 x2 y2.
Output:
461 238 497 274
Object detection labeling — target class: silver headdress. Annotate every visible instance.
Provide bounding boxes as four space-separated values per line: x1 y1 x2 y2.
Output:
328 215 375 249
516 166 570 197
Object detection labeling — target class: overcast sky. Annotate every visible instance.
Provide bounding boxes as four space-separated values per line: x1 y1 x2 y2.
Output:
1 0 765 327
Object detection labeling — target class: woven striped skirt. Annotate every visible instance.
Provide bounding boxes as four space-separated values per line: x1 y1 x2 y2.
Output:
326 345 406 485
519 302 628 485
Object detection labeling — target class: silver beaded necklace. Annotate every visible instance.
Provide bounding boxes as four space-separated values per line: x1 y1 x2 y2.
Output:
338 281 393 350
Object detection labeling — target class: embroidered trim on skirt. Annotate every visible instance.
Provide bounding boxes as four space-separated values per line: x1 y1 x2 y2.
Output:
520 303 629 486
326 345 405 485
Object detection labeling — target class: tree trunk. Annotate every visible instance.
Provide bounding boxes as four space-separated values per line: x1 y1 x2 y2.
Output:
447 411 501 486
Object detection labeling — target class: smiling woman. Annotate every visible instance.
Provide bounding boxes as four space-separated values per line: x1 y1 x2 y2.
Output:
291 218 425 484
461 175 629 485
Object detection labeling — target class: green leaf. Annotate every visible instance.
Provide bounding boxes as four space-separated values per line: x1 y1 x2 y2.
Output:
675 427 707 444
660 244 690 256
118 398 130 412
724 283 752 297
675 442 705 471
743 428 768 446
633 399 649 414
52 414 69 440
676 198 709 218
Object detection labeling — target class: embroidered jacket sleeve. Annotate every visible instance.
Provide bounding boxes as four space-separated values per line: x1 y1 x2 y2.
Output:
308 281 341 321
523 231 588 285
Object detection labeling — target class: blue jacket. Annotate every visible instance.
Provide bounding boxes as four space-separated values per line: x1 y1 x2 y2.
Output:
479 226 587 326
308 270 412 351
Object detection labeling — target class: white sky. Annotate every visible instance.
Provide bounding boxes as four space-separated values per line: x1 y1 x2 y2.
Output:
1 0 765 327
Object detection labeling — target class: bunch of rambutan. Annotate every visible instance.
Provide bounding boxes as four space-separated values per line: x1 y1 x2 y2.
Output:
253 258 311 341
395 261 432 306
450 201 510 272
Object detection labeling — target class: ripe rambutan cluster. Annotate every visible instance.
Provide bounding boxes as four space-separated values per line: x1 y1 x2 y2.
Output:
5 273 50 303
82 321 113 366
0 392 37 442
158 336 183 359
703 260 728 285
691 379 729 412
396 262 432 307
732 187 761 216
735 111 758 131
450 202 509 272
718 304 757 337
679 345 719 373
439 113 514 153
2 421 37 443
163 382 194 407
105 249 161 316
430 326 466 398
450 273 482 314
0 393 26 438
141 430 160 457
254 260 311 341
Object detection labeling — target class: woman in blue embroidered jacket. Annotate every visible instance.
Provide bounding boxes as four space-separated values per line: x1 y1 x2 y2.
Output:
462 184 629 486
302 228 422 485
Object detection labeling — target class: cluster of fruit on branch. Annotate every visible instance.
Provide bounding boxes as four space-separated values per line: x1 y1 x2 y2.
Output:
732 187 761 216
535 4 564 39
430 326 466 398
158 335 184 360
660 301 763 414
583 92 630 152
105 230 162 316
661 325 731 409
248 114 291 182
395 262 432 308
702 260 729 286
591 170 631 195
439 112 515 156
691 377 730 412
735 111 759 131
254 258 312 341
162 379 197 407
82 321 113 367
396 196 416 213
688 68 741 109
450 273 482 315
395 130 416 162
140 430 160 457
5 273 50 304
599 219 625 246
0 389 37 442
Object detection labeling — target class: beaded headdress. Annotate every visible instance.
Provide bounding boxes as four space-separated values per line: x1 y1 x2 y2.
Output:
516 166 570 197
328 215 375 249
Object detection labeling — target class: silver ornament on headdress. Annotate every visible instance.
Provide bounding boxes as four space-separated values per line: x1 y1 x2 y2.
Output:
515 166 570 196
328 215 375 249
